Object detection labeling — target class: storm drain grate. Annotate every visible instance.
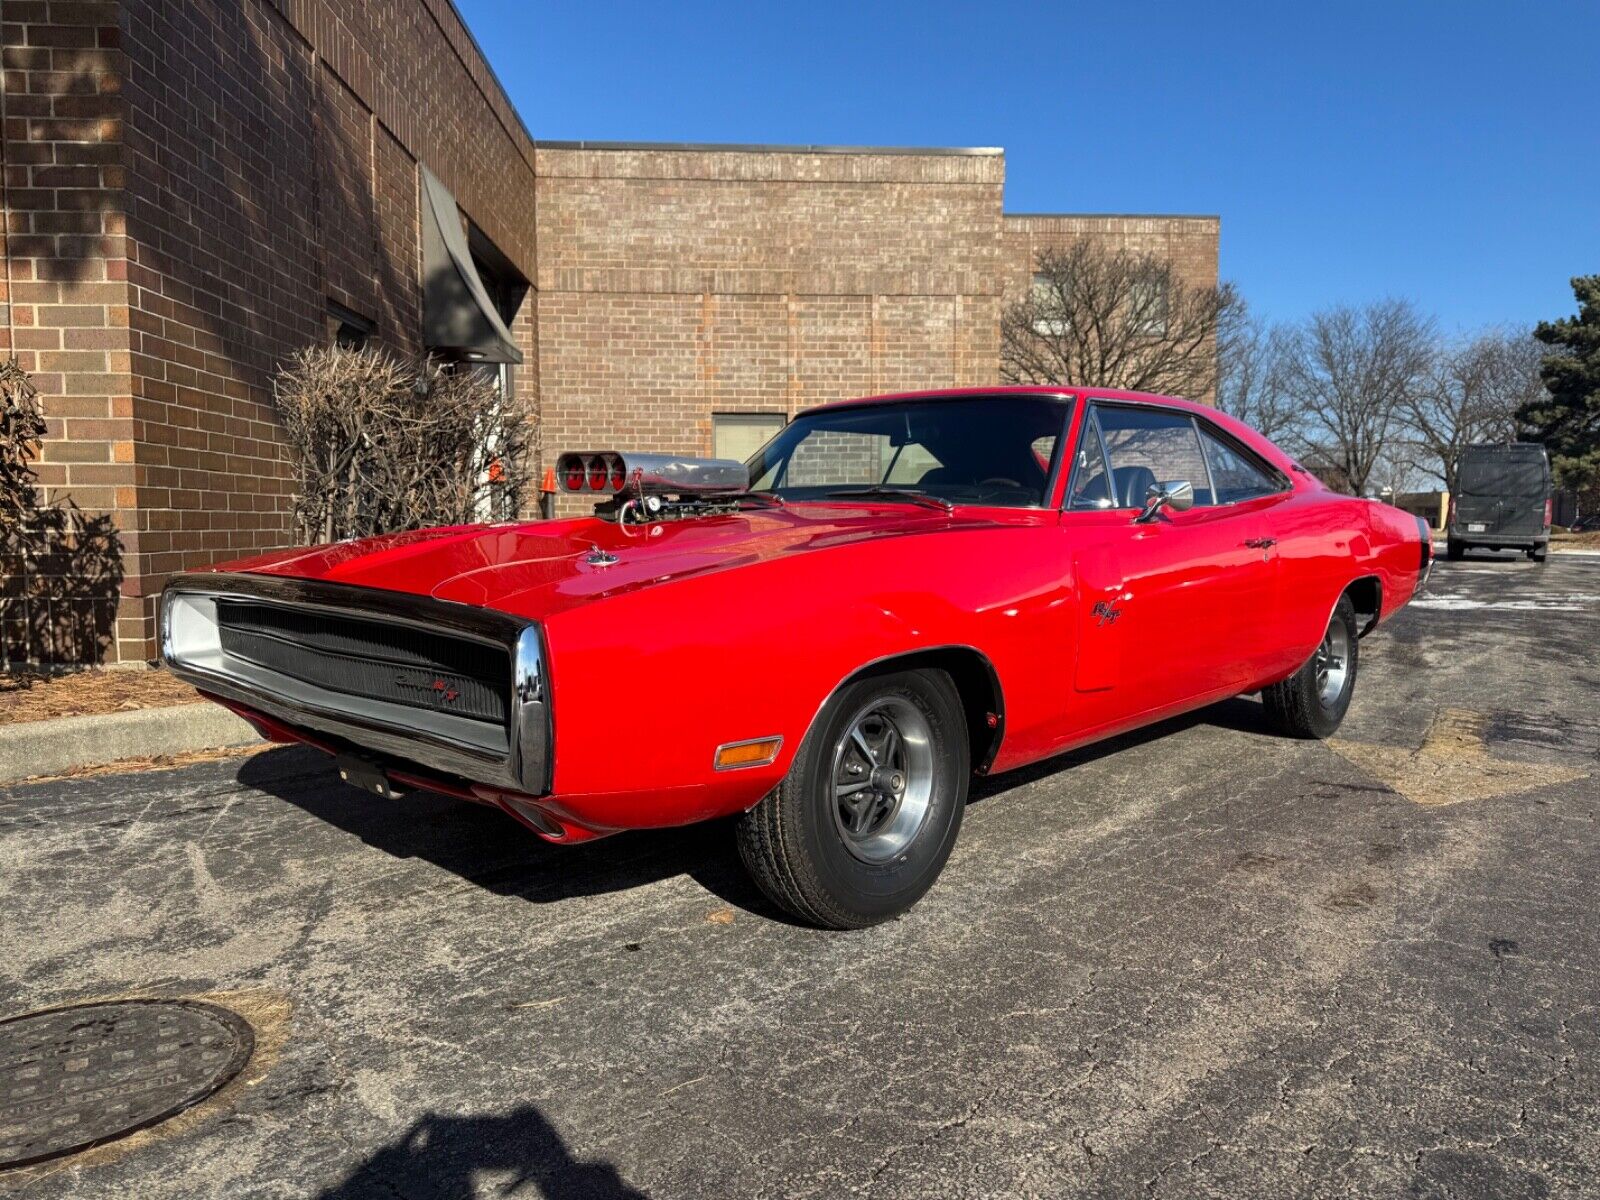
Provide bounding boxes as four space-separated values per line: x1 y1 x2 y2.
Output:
0 999 254 1169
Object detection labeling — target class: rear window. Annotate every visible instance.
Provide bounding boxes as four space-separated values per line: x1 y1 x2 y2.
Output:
1458 450 1547 497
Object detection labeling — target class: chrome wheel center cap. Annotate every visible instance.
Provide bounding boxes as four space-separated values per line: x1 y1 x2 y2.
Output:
874 769 905 795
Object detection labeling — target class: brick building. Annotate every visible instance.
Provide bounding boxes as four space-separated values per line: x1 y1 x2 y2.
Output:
2 0 1217 665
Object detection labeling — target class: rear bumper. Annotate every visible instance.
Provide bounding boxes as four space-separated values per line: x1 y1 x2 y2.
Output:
1447 528 1549 549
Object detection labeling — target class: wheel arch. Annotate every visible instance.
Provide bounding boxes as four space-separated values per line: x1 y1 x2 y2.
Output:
822 646 1005 777
1343 575 1383 637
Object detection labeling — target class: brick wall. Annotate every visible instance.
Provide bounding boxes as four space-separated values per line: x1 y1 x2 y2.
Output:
1002 213 1220 300
4 0 539 663
534 144 1006 505
1003 213 1221 402
0 0 132 662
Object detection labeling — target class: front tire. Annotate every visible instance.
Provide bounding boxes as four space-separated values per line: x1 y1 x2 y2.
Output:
1262 595 1359 739
736 668 968 929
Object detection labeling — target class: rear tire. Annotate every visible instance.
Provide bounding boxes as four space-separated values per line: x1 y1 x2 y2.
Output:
1263 595 1359 739
1446 537 1464 561
1530 545 1547 563
736 668 968 929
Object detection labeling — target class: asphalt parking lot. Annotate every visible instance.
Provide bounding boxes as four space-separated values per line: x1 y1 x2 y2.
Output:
3 555 1598 1199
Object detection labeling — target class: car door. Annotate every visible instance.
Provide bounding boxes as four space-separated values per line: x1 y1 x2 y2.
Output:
1067 402 1277 719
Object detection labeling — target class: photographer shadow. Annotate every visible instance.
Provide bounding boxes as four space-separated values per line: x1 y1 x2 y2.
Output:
316 1103 646 1199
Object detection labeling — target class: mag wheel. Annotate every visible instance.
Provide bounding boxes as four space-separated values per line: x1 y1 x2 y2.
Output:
1262 594 1359 739
737 668 968 929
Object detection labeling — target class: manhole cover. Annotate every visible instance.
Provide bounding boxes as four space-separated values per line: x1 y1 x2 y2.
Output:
0 999 254 1169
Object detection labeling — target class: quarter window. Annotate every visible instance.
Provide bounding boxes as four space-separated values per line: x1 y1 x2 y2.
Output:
1197 424 1284 504
1067 413 1113 509
1094 405 1213 508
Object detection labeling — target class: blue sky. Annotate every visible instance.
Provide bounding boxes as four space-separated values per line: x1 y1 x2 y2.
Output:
456 0 1597 333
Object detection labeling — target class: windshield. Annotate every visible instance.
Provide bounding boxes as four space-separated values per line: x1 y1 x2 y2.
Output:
745 395 1068 508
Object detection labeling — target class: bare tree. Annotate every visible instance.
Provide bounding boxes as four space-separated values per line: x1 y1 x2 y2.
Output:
274 345 535 543
1280 300 1434 495
1400 327 1546 493
1001 239 1235 399
1216 298 1300 443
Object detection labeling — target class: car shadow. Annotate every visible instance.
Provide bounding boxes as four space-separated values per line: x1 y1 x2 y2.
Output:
313 1102 647 1199
239 695 1274 916
967 694 1274 805
237 746 789 920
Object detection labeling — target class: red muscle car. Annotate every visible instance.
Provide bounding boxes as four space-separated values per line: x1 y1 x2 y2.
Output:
161 388 1432 928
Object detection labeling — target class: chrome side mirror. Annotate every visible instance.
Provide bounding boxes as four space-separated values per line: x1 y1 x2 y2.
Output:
1135 480 1194 523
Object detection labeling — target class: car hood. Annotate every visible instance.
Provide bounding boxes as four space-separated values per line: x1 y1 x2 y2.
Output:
208 504 1026 622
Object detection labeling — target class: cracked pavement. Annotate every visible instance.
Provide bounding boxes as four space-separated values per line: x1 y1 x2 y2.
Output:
2 555 1597 1198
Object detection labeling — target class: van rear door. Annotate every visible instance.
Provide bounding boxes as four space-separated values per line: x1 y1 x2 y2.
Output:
1455 446 1548 537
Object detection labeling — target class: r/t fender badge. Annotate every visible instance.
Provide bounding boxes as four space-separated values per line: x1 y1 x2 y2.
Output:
1092 600 1122 627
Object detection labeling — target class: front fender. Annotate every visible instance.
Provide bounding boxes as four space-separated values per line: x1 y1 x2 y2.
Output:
537 524 1073 829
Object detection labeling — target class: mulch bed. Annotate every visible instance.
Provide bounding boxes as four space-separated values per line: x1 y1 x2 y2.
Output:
0 668 201 726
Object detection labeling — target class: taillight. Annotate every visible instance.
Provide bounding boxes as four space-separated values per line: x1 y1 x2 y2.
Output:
587 456 607 491
1544 498 1553 528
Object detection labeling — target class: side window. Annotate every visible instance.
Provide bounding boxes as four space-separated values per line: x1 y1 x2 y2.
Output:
1197 424 1284 504
1095 405 1213 508
1067 412 1112 509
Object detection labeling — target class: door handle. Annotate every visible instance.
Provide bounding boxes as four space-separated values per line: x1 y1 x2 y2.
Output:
1244 537 1277 549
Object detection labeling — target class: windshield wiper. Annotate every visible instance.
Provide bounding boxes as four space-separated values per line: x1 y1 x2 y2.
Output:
824 486 954 513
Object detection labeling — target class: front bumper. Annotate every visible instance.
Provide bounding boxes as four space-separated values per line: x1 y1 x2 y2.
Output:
160 572 552 796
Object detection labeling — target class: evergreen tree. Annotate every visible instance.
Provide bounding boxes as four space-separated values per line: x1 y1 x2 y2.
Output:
1518 276 1600 495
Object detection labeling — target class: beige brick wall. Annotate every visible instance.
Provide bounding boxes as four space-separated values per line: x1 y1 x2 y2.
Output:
1002 213 1220 299
1001 214 1222 403
534 145 1006 501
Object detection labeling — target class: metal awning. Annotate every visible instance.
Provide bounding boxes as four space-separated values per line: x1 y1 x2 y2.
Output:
420 165 522 364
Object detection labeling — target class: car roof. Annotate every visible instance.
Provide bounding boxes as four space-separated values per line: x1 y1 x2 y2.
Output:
803 385 1213 419
799 385 1308 482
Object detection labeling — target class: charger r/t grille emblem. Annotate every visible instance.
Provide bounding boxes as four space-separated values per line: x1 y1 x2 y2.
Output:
395 672 460 704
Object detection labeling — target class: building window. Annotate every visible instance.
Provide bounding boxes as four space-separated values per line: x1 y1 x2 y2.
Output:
1129 276 1169 337
327 301 374 350
1031 272 1067 336
713 413 786 464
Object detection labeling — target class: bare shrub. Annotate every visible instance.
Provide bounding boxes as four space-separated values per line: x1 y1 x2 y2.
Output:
1 359 124 669
273 345 534 543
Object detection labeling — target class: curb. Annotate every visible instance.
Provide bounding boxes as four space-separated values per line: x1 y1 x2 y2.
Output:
0 703 262 785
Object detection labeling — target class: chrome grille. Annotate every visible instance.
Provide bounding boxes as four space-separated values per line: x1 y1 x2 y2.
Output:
160 574 550 796
215 601 509 725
